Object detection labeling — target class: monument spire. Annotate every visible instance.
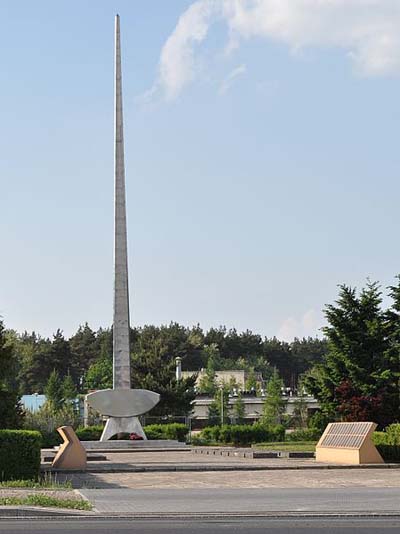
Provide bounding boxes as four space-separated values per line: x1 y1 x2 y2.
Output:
113 13 131 389
86 15 159 442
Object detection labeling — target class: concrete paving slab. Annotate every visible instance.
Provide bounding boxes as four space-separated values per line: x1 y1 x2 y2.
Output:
57 466 400 490
79 487 400 515
42 450 400 475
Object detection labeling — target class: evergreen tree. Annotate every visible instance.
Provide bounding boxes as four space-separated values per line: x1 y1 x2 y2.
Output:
0 320 24 428
384 276 400 422
245 368 258 393
304 281 396 427
262 368 286 425
48 330 73 380
198 345 218 395
291 389 309 429
45 369 63 411
131 330 196 416
263 337 292 386
62 373 77 402
14 332 52 393
232 392 245 424
207 400 220 426
69 323 97 388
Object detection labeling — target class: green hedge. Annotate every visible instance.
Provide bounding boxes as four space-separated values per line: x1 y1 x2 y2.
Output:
76 425 103 441
144 423 188 442
40 431 62 448
38 423 188 446
373 424 400 462
199 424 285 446
0 430 42 481
287 428 321 442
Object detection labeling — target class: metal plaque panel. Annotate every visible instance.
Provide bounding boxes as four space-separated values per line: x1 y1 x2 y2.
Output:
319 422 376 449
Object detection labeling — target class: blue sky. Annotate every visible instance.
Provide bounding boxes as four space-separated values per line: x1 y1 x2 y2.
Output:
1 0 400 341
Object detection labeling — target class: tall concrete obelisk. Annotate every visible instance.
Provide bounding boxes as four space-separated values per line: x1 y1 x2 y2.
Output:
113 13 131 390
86 15 159 441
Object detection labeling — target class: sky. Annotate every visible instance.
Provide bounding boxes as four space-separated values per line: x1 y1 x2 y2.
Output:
1 0 400 341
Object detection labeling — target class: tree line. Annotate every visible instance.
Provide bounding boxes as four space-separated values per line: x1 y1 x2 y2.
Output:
4 324 327 393
1 275 399 428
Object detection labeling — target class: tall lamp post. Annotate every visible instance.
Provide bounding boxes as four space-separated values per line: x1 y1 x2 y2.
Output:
220 386 224 426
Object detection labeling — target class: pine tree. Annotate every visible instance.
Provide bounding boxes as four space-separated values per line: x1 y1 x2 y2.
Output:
232 392 245 424
69 323 97 388
45 369 63 411
262 368 286 425
131 331 196 416
207 400 220 427
198 345 218 395
245 368 258 393
291 386 309 429
384 275 400 423
0 320 24 428
49 330 72 380
62 373 77 402
304 280 397 427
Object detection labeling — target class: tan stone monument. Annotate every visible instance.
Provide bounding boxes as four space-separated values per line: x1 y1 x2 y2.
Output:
316 422 384 465
52 426 87 470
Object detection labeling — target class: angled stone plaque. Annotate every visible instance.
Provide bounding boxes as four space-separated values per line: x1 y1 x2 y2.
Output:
52 426 87 470
316 422 384 465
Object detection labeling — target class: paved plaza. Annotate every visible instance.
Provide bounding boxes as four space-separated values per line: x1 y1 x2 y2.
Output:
79 487 400 515
45 449 400 490
43 449 400 473
64 466 400 489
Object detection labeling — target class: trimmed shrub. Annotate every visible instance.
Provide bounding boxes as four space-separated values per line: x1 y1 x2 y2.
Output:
144 423 188 442
191 434 209 446
199 424 285 446
287 428 321 442
38 423 187 444
373 425 400 462
0 430 42 481
40 430 62 448
385 424 400 445
75 425 103 441
200 426 221 443
375 443 400 462
228 424 284 445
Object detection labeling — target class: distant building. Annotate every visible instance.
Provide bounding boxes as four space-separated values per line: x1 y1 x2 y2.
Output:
20 394 46 412
191 394 319 428
181 369 263 389
179 367 319 428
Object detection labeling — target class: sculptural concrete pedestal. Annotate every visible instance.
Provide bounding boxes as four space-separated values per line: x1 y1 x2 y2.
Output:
86 388 160 441
100 416 146 441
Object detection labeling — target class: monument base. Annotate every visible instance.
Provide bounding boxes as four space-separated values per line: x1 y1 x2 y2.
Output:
81 440 188 451
100 416 147 441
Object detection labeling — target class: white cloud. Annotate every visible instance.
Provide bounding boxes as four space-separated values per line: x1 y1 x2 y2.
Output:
218 63 247 94
150 0 400 100
155 0 218 100
277 309 321 341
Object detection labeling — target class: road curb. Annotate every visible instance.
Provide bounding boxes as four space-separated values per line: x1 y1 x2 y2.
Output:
0 506 96 517
43 462 400 474
1 510 400 520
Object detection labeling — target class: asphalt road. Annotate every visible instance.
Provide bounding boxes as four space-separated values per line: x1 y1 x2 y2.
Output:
1 518 400 533
80 487 400 514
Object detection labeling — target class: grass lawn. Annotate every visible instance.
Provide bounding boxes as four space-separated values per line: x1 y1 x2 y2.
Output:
0 493 92 510
252 441 317 452
0 478 72 489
